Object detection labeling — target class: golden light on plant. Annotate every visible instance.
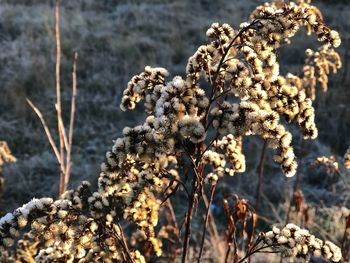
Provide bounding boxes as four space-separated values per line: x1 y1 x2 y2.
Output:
0 0 345 262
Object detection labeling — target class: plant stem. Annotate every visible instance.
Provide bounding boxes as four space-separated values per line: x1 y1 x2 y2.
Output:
236 243 278 263
255 140 267 212
197 184 216 262
181 177 198 263
281 139 305 263
64 52 78 192
55 0 66 198
285 139 304 225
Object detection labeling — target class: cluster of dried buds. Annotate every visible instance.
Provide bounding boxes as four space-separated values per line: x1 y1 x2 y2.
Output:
261 223 342 262
312 155 339 175
301 46 341 100
0 0 342 261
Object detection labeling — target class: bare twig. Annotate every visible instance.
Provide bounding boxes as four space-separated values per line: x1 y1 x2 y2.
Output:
201 188 220 243
26 99 60 162
115 223 136 263
54 0 67 197
27 0 76 197
181 178 198 263
64 52 78 192
237 241 279 263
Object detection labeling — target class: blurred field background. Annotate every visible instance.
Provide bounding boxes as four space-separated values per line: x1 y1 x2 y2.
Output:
0 0 349 258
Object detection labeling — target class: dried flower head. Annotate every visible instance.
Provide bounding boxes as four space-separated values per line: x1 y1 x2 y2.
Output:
262 223 342 262
312 155 339 175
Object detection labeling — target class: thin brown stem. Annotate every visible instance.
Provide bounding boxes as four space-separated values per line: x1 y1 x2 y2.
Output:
115 223 136 263
167 199 180 235
236 242 279 263
255 140 267 212
341 215 349 260
197 184 217 263
281 139 305 263
55 0 66 197
26 99 60 162
285 139 305 225
64 52 78 192
202 188 220 242
181 178 198 263
224 243 231 263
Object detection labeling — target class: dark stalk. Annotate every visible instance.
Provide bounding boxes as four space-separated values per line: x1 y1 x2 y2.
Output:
197 184 217 262
255 140 267 212
181 177 198 263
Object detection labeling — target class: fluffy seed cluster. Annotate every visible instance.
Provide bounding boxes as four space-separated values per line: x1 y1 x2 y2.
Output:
301 46 341 100
312 155 339 175
0 182 148 262
203 135 246 184
0 0 342 261
262 223 342 262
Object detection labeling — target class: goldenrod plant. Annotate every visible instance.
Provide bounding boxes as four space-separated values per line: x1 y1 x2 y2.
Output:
0 0 344 262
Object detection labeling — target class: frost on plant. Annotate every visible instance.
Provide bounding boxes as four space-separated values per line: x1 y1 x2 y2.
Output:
261 224 342 262
0 0 343 262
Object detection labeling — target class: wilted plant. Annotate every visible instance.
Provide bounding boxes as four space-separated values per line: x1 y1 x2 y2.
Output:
288 190 312 227
222 194 257 263
0 0 344 262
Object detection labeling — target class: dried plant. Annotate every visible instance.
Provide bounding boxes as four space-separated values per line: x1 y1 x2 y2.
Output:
0 142 16 168
289 190 312 227
222 194 257 263
26 0 78 197
0 141 16 213
344 147 350 170
261 223 342 262
301 45 341 100
253 0 341 212
312 155 339 175
0 0 344 262
311 155 348 188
